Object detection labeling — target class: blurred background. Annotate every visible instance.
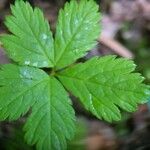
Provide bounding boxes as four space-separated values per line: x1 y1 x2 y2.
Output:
0 0 150 150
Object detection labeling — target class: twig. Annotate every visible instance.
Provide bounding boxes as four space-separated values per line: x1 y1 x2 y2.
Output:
99 35 134 59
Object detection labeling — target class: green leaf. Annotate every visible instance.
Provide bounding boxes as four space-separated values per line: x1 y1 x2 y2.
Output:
58 56 149 122
24 77 75 150
0 64 48 120
0 0 149 150
0 65 75 150
0 1 54 68
54 0 100 69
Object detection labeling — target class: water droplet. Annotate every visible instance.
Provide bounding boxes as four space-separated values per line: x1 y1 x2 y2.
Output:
75 20 78 25
141 76 145 80
73 49 79 54
89 95 95 112
23 70 27 76
60 30 63 35
145 89 150 95
85 27 88 31
132 64 136 67
43 61 48 66
41 33 48 40
32 62 38 67
20 69 32 80
24 61 30 65
65 13 69 16
85 20 89 24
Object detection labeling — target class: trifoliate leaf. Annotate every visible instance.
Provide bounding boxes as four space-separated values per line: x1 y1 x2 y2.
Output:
54 0 100 69
0 0 149 150
58 56 149 122
0 1 54 68
0 65 75 150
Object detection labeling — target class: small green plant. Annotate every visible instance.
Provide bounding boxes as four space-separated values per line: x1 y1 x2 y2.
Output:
0 0 149 150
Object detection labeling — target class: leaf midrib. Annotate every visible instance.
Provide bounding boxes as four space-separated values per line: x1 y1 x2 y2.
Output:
3 77 49 108
54 7 91 67
12 7 54 66
58 74 143 94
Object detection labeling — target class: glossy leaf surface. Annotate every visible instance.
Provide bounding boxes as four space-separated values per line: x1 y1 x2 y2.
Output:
0 1 54 68
0 65 75 150
58 56 148 122
54 0 100 69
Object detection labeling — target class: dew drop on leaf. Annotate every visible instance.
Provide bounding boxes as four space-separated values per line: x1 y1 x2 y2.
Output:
23 70 27 76
133 64 136 67
32 62 38 67
20 69 33 80
43 61 48 66
85 27 88 30
41 33 48 40
75 20 78 25
65 13 69 16
145 89 150 95
24 61 30 65
89 95 96 112
73 49 79 55
60 30 63 35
